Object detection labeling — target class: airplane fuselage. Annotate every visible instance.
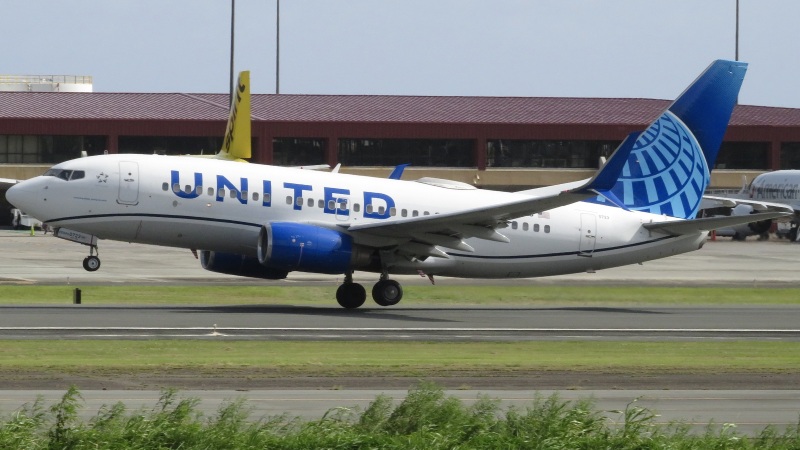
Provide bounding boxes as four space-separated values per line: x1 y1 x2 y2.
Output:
9 153 705 279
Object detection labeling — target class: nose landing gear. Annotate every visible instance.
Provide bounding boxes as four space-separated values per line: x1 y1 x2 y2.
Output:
53 227 101 272
82 246 101 272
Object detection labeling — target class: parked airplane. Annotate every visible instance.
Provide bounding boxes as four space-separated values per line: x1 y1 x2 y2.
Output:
704 170 800 241
5 61 791 308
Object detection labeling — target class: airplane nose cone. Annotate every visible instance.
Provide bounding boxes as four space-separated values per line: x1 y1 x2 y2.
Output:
5 182 24 207
5 181 38 214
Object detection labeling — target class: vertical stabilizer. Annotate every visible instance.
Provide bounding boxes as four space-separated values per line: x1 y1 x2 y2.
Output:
588 60 747 219
217 71 251 161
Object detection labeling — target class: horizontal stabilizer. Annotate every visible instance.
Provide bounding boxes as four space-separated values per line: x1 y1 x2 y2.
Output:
644 210 792 236
701 195 796 213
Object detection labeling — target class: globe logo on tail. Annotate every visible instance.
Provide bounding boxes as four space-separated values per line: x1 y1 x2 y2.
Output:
597 111 709 220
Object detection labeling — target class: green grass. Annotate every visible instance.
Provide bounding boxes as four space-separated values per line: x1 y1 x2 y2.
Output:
0 340 798 375
1 384 798 448
2 285 800 305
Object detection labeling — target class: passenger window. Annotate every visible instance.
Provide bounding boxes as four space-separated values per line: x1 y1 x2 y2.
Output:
423 211 430 216
263 193 271 203
241 190 247 198
390 207 397 217
401 209 408 217
523 223 529 231
253 192 259 201
196 186 203 195
534 224 540 232
328 200 335 210
354 203 361 212
185 185 193 194
511 222 518 230
308 198 314 207
339 200 348 210
318 199 325 208
296 197 303 207
218 188 226 198
229 189 237 199
412 210 419 217
162 182 169 191
173 183 181 193
366 204 374 214
286 196 293 205
208 187 214 196
378 206 386 215
544 225 551 233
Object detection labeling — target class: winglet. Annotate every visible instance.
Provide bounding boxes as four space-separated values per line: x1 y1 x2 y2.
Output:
217 71 251 161
388 164 410 180
580 132 640 192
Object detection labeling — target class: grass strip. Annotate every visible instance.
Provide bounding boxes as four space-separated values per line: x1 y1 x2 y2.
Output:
1 285 800 305
4 385 798 447
0 340 798 374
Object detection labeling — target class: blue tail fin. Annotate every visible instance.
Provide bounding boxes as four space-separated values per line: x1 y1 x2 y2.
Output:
588 60 747 219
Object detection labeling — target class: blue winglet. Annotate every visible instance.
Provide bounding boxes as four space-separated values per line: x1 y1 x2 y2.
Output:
583 132 640 192
388 164 410 180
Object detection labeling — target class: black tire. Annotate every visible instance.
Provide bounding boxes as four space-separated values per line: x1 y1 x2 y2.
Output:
82 256 101 272
372 279 403 307
336 283 366 309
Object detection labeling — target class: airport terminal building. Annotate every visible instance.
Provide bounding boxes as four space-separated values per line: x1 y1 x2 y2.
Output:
3 90 800 193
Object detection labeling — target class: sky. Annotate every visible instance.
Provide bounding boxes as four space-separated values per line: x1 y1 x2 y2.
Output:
4 0 800 108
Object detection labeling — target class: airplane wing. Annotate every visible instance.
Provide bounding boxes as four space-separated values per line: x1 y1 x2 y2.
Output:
0 178 20 187
340 132 639 257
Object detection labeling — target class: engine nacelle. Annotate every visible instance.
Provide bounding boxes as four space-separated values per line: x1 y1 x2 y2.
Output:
257 222 372 274
199 250 288 279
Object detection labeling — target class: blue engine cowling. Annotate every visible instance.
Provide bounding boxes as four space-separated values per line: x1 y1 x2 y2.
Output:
257 222 372 274
200 250 289 279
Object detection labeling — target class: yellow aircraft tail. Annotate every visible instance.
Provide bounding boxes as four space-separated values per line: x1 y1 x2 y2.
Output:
216 70 251 161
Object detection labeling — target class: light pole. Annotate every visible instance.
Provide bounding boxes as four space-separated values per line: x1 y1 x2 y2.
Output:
230 0 236 106
276 0 280 94
735 0 739 61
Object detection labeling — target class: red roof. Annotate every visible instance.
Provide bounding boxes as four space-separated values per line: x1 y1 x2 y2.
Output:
1 92 799 127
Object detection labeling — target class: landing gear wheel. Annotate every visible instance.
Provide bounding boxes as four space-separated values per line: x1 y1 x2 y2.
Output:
336 283 366 309
372 279 403 307
82 255 101 272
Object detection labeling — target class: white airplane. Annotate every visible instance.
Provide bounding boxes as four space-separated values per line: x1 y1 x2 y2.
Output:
5 61 792 308
704 170 800 241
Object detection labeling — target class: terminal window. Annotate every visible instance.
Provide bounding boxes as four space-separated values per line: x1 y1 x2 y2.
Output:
339 139 474 167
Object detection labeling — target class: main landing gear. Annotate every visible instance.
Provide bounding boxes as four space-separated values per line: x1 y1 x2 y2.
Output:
336 272 404 309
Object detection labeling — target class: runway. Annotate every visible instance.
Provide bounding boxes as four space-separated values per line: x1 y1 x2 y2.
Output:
1 305 800 341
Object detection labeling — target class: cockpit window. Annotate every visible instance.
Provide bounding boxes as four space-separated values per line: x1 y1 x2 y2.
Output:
43 169 85 181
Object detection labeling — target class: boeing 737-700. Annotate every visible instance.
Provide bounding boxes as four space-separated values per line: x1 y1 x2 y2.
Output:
5 60 791 308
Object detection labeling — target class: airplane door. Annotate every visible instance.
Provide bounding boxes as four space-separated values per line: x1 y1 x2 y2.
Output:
117 161 139 205
579 213 596 256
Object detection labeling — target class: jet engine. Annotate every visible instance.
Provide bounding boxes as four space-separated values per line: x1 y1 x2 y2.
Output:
257 222 373 274
199 250 289 279
724 204 773 240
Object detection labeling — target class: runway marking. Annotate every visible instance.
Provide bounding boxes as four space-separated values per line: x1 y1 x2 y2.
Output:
1 327 800 333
